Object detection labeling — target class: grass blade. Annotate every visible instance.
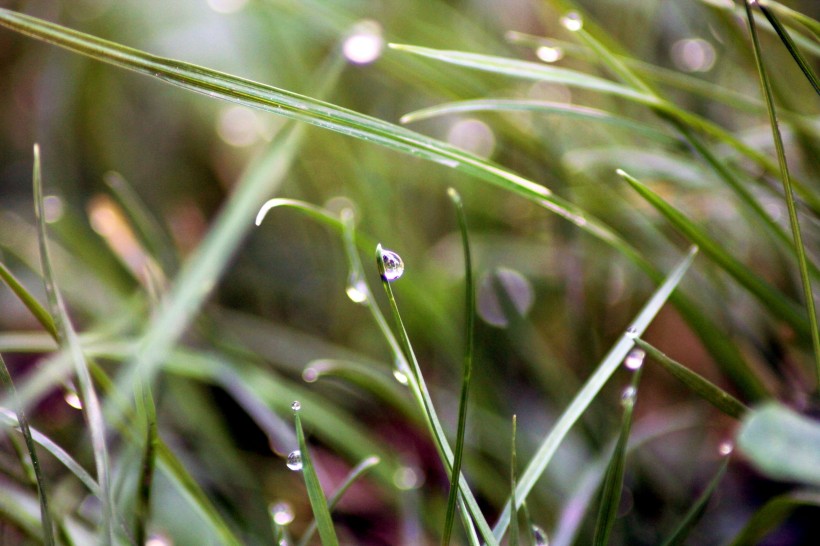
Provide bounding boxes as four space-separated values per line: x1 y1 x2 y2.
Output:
32 144 116 544
592 366 642 546
757 2 820 94
0 262 57 339
743 0 820 386
296 456 381 546
509 415 519 546
660 454 730 546
726 490 820 546
492 246 698 539
292 403 340 546
133 383 158 546
737 402 820 487
617 169 810 339
441 188 476 546
634 338 749 420
0 353 55 545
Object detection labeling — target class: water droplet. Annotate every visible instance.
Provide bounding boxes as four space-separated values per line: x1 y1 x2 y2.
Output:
536 45 564 63
269 501 295 526
145 534 173 546
560 11 584 31
64 390 83 410
393 368 409 386
346 274 368 304
477 268 535 328
291 401 301 412
393 466 423 490
624 348 646 371
625 326 639 339
286 450 303 471
302 367 319 383
621 386 637 408
377 247 405 282
718 441 734 456
343 20 384 64
532 524 549 546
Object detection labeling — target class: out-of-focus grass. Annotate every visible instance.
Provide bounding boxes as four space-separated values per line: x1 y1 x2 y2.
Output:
0 0 818 544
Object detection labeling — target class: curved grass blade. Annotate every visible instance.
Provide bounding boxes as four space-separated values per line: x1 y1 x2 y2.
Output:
660 454 730 546
32 144 116 545
442 188 476 546
509 415 519 546
618 169 811 339
0 354 55 546
292 404 339 546
634 338 749 420
0 262 57 339
726 490 820 546
401 99 677 143
756 2 820 95
296 456 381 546
737 402 820 487
592 367 642 546
492 246 698 539
743 0 820 386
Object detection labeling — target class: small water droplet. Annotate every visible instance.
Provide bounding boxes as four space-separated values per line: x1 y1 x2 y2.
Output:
269 501 295 526
532 524 549 546
302 367 319 383
560 11 584 31
625 326 639 339
393 368 409 386
346 274 368 304
624 348 646 371
718 441 734 456
291 400 301 412
286 450 303 471
377 247 404 282
393 466 423 490
621 386 637 408
536 45 564 63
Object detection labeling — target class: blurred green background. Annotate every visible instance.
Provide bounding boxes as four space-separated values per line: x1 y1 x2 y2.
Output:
1 0 819 544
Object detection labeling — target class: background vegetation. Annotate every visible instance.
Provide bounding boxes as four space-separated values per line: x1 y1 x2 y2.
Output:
0 0 818 544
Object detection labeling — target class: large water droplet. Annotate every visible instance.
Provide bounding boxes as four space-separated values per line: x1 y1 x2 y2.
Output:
624 348 646 371
269 501 295 526
286 450 303 471
291 400 301 412
560 11 584 31
621 386 637 408
532 524 549 546
377 247 404 282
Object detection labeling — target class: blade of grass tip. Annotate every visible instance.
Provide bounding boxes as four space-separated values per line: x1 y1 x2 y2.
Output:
291 402 339 546
744 0 820 388
592 365 642 546
509 414 520 546
296 456 381 546
492 246 698 540
0 262 57 339
660 453 730 546
32 144 116 545
726 490 820 546
374 245 496 545
633 338 749 419
442 188 476 546
617 169 811 339
0 353 55 546
757 2 820 95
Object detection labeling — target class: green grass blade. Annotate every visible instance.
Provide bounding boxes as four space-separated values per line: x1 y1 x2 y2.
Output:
726 490 820 546
509 415 519 546
401 99 677 143
441 188 476 546
737 402 820 486
0 353 55 546
744 0 820 386
592 366 642 546
32 144 116 545
634 338 749 419
757 3 820 94
618 169 810 339
292 403 340 546
133 383 158 546
0 408 100 496
492 246 698 539
296 456 381 546
0 262 57 339
764 0 820 36
660 454 730 546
